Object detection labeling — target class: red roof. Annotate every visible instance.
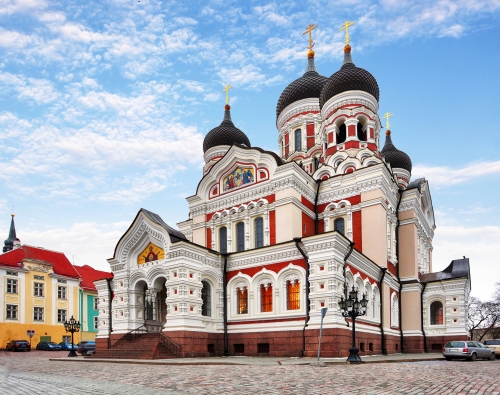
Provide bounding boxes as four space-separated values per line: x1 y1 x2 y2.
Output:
0 245 80 278
74 264 113 291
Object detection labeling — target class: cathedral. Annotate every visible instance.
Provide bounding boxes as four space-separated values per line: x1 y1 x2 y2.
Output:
93 25 470 358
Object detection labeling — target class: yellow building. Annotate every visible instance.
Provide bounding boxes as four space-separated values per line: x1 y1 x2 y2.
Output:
1 216 80 347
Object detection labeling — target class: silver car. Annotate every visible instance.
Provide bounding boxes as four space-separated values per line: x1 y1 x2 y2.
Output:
443 341 495 361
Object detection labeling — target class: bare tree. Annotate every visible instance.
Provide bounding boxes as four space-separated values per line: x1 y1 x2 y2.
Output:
468 283 500 341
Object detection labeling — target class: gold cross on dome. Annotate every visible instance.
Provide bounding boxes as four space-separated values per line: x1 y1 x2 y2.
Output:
383 112 394 130
223 84 232 104
303 24 318 50
339 20 355 45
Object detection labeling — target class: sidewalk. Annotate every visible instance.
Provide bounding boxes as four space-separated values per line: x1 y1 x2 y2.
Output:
49 352 445 366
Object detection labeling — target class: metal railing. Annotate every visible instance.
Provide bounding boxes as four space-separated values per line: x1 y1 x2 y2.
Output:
159 332 181 356
111 324 148 349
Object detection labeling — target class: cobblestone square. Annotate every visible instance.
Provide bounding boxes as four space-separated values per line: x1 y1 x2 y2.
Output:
1 351 499 394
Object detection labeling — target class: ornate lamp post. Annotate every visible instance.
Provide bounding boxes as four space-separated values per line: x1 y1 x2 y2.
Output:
63 315 80 357
338 285 369 363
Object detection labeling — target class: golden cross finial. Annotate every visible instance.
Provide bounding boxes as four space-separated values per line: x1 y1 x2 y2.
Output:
339 21 355 45
303 24 318 50
222 84 232 105
383 112 394 130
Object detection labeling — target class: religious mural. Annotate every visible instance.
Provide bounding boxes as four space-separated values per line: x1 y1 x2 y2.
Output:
223 166 255 192
137 242 165 265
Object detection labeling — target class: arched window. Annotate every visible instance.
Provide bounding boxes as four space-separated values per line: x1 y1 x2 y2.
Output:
260 284 273 312
201 281 211 316
337 123 346 144
357 122 367 141
392 295 399 327
236 222 245 252
314 156 320 172
334 218 345 235
287 280 300 310
254 217 264 248
219 227 227 254
295 129 302 151
237 287 248 314
430 301 443 325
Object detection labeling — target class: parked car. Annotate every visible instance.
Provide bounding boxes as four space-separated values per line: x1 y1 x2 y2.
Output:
6 340 31 352
77 341 95 356
443 341 495 361
484 339 500 358
35 341 62 351
58 342 78 351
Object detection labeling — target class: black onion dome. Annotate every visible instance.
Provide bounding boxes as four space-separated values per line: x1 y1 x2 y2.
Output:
382 131 412 173
276 55 328 120
319 45 379 108
203 105 251 153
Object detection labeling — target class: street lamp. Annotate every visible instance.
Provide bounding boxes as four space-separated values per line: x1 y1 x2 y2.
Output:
338 285 369 363
63 315 80 357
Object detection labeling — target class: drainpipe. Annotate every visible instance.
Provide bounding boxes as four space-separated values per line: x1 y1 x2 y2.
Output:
293 237 309 357
314 179 323 235
106 278 113 349
222 253 229 356
421 281 428 353
379 267 388 355
395 191 404 353
342 241 356 327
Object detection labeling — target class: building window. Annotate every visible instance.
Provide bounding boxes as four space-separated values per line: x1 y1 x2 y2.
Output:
57 286 67 300
201 281 211 317
34 282 44 297
94 316 99 330
260 284 273 312
430 301 444 325
287 280 300 310
6 304 18 319
94 297 99 310
337 123 346 144
6 278 18 294
392 296 399 327
34 307 44 321
237 287 248 314
295 129 302 151
254 217 264 248
57 309 67 323
334 218 345 235
236 222 245 252
314 156 320 172
219 227 227 254
62 335 71 342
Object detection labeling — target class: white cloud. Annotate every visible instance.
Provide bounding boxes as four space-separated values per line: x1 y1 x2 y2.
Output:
412 160 500 187
433 225 500 300
203 92 219 102
0 0 48 16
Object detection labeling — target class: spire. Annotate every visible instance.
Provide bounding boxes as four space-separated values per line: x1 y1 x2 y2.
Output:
222 104 234 126
343 44 354 66
3 214 18 253
340 20 355 66
383 130 396 150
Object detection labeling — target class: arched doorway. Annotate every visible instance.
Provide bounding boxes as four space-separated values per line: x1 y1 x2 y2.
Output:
142 276 168 332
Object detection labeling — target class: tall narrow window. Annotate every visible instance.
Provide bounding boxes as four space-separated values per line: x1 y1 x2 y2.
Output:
236 222 245 252
33 307 44 321
6 278 18 294
430 301 443 325
34 282 44 297
295 129 302 151
337 123 347 144
57 309 67 323
357 122 367 141
201 281 211 317
260 284 273 312
219 226 227 254
334 218 345 235
237 287 248 314
57 286 67 300
287 280 300 310
6 304 18 320
254 217 264 248
314 157 320 172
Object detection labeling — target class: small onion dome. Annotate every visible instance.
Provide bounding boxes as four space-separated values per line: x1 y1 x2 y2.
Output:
203 104 251 153
381 130 412 173
276 51 328 120
319 44 379 109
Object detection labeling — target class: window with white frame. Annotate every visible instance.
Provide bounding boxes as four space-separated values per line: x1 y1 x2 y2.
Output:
294 129 302 151
6 304 18 319
219 226 227 254
57 309 67 323
201 281 212 317
57 286 67 299
34 282 44 297
6 278 18 294
334 218 345 235
284 275 301 310
94 316 99 330
254 217 264 248
236 222 245 252
391 295 399 327
94 297 99 310
34 307 44 321
235 285 248 314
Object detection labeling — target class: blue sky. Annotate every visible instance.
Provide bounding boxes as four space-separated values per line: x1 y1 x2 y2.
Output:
1 0 499 300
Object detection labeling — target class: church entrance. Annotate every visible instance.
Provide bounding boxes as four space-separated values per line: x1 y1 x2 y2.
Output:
142 277 167 332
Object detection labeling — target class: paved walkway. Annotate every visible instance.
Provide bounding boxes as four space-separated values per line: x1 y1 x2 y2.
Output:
1 350 499 394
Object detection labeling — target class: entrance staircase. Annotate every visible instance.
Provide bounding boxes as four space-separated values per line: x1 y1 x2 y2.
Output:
91 326 181 360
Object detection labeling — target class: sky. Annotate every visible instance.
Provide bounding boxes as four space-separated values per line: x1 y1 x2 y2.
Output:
0 0 499 301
